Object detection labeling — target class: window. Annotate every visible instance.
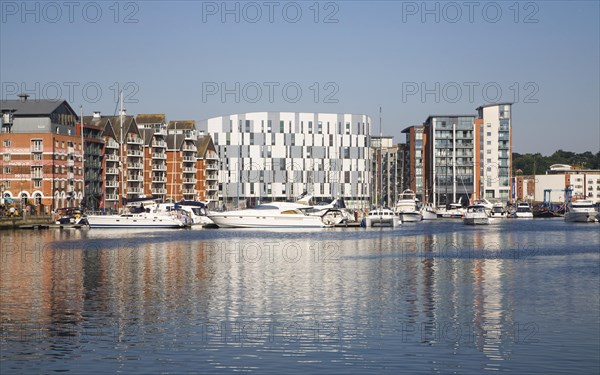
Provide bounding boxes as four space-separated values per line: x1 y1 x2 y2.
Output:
486 141 491 145
486 132 491 136
3 166 10 174
2 139 10 147
34 180 42 188
34 153 42 161
280 121 284 133
3 153 9 161
487 149 491 154
32 139 43 151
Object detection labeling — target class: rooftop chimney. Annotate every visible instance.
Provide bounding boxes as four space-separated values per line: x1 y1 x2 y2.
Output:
93 111 101 118
18 94 30 102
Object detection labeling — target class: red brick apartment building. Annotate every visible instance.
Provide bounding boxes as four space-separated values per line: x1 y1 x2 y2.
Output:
1 95 219 213
1 94 83 214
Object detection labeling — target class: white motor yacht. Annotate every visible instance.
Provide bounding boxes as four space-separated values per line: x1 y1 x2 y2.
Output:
421 203 438 221
394 190 423 222
363 208 401 227
206 201 339 228
158 201 215 227
437 202 466 218
463 205 492 225
514 202 534 218
564 200 598 223
490 203 508 218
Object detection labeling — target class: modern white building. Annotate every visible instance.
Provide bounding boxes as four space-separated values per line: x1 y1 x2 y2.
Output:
199 112 372 208
476 103 512 201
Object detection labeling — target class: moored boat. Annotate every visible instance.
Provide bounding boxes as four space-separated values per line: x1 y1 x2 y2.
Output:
463 205 492 225
87 199 191 229
564 200 598 223
513 202 534 218
490 203 508 218
363 208 401 227
206 201 340 228
394 189 423 222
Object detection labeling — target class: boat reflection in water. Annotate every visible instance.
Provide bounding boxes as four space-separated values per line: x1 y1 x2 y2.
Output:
1 220 598 374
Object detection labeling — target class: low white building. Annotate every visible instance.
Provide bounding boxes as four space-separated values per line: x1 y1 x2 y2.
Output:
199 112 372 208
533 165 600 203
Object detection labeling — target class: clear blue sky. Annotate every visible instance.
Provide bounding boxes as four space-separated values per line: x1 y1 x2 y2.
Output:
1 1 598 154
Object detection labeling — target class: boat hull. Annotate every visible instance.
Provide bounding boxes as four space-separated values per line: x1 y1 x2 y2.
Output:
87 214 188 229
463 217 491 225
364 216 400 227
207 214 329 228
564 211 597 223
399 212 423 222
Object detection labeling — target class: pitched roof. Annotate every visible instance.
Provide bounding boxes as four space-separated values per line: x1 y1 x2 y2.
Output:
136 114 166 125
105 115 138 137
197 135 215 157
167 120 195 130
165 134 186 150
1 98 76 116
82 116 111 129
139 128 156 146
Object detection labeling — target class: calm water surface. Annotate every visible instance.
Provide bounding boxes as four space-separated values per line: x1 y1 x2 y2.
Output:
1 219 599 374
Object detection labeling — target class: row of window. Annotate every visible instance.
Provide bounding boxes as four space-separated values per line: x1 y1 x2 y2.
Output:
230 119 367 135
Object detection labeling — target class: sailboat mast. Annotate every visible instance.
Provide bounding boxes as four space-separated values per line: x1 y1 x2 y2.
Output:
80 105 85 210
452 122 457 204
379 107 383 207
119 92 125 210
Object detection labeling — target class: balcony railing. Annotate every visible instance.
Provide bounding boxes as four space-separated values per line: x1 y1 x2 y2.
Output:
127 137 143 145
182 167 197 173
153 153 167 159
152 140 167 148
105 194 118 201
106 140 119 149
152 165 167 171
127 150 143 157
182 189 195 195
127 163 143 169
152 188 167 195
183 178 197 184
128 175 143 181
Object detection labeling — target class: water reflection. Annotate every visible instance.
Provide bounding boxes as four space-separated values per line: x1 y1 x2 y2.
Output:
1 219 599 373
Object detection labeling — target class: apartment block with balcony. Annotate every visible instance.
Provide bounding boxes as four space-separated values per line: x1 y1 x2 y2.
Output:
371 136 406 208
401 125 426 202
424 115 476 207
476 103 513 201
136 114 168 201
166 121 198 201
106 114 144 201
196 135 219 203
81 112 107 210
1 94 83 213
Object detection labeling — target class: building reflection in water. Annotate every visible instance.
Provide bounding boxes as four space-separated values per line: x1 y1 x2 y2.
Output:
1 225 523 370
